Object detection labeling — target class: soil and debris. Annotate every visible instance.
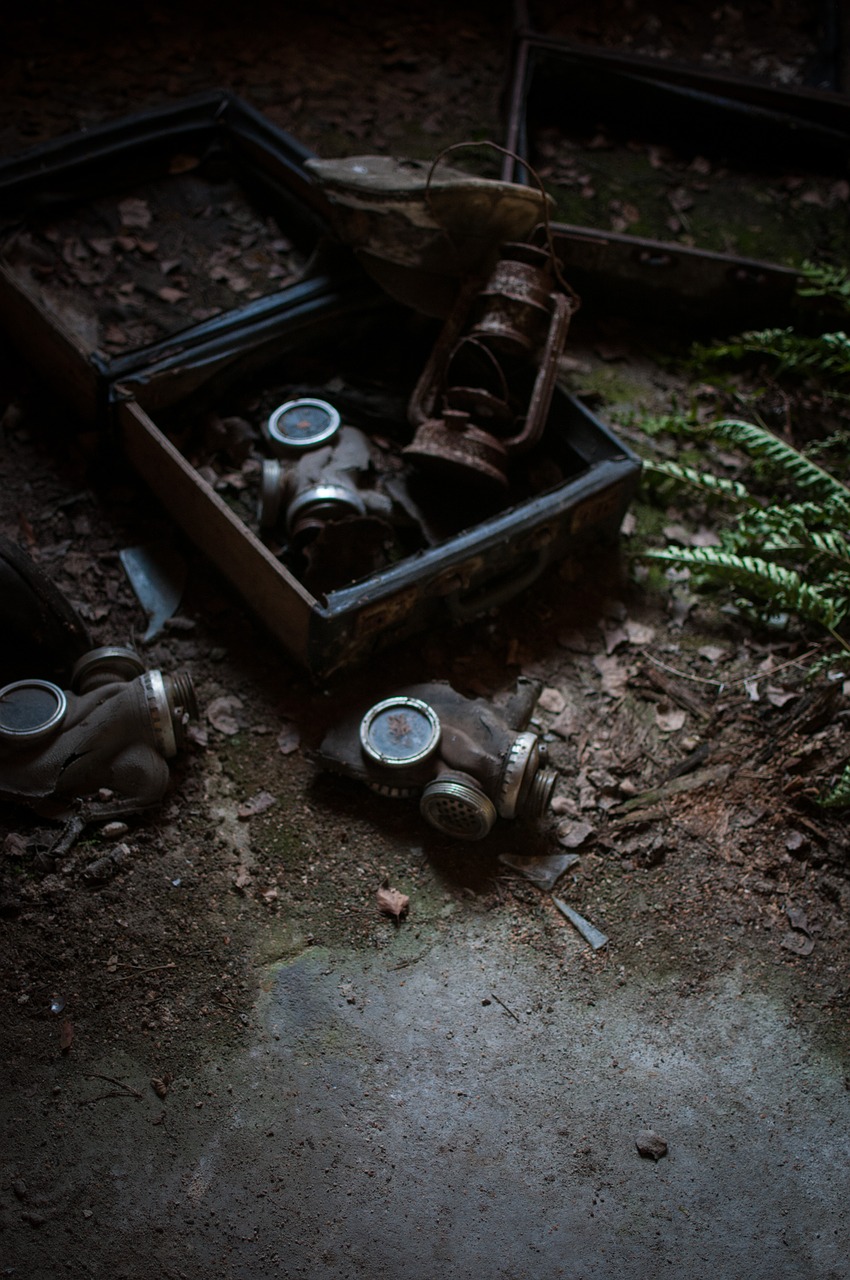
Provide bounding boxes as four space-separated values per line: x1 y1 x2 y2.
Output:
1 4 849 1277
2 172 308 355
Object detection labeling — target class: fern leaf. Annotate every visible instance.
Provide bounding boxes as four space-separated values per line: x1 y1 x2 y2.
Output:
641 546 848 630
708 418 850 506
641 459 751 503
730 514 850 569
798 260 850 310
693 328 850 378
820 761 850 809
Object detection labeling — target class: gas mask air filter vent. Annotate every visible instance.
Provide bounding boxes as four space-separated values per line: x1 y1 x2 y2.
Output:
420 774 497 841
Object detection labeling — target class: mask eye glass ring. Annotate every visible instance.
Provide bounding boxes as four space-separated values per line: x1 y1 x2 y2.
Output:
359 696 441 769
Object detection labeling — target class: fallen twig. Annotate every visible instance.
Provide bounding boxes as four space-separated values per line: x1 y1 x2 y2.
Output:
81 1073 143 1102
490 992 521 1022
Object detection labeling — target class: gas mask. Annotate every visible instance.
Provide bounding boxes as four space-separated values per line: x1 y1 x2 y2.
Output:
257 398 393 541
316 678 557 840
0 646 196 822
256 397 399 592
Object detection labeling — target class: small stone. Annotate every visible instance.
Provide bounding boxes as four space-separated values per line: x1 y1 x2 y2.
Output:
101 822 129 838
636 1130 668 1161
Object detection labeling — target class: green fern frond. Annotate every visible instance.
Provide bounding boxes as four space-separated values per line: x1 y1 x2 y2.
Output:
641 458 751 503
641 546 848 630
759 528 850 566
692 328 850 379
798 260 850 310
722 506 850 568
707 418 850 506
729 501 844 538
820 761 850 809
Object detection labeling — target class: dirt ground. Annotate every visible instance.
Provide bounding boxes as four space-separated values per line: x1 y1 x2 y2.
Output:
1 4 849 1278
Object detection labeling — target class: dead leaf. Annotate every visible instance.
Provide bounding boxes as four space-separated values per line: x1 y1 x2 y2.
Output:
538 686 566 714
785 905 810 934
158 286 188 305
4 832 28 858
556 819 595 849
151 1074 172 1099
655 705 686 733
667 186 694 213
592 654 630 699
603 623 629 654
237 791 277 820
276 722 301 755
187 722 209 748
625 620 655 646
60 1019 74 1053
690 528 722 548
499 851 579 890
549 707 579 738
118 197 152 229
781 931 814 956
168 153 201 174
744 678 761 702
698 645 727 663
376 885 409 919
206 696 244 735
233 865 252 891
765 686 798 708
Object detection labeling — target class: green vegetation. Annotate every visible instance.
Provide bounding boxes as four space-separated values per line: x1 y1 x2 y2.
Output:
634 254 850 809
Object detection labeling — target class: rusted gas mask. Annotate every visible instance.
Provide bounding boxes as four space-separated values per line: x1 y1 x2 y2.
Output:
0 646 196 822
316 678 558 840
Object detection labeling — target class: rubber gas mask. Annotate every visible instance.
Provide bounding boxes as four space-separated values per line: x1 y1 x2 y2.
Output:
316 677 557 840
0 646 196 822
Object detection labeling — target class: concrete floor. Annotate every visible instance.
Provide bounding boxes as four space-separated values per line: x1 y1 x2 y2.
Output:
4 912 849 1279
2 4 849 1277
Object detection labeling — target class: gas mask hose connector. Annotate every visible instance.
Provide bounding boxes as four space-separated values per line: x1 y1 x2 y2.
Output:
143 670 197 758
524 764 559 819
164 671 198 749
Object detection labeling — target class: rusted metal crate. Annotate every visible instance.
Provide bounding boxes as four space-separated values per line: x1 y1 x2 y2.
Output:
0 95 641 679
